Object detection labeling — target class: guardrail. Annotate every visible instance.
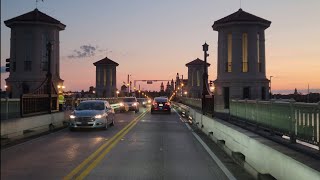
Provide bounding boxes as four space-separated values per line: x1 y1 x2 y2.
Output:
177 97 202 109
230 99 320 149
173 101 320 180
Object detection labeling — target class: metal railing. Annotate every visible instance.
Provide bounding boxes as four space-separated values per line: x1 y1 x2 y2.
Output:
21 94 58 117
177 97 202 109
230 99 320 148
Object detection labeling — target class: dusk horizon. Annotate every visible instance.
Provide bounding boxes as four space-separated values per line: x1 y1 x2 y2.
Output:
1 0 320 92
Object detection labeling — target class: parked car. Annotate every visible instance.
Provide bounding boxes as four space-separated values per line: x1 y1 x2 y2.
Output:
151 97 171 114
69 100 115 131
118 97 140 113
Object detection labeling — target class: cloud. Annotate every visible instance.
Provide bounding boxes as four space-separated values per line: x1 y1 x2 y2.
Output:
68 45 98 59
1 66 8 73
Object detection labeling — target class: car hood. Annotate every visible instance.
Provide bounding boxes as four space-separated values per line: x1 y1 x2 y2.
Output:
74 110 104 117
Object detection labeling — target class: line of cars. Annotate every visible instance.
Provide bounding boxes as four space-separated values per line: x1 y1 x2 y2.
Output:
68 96 171 131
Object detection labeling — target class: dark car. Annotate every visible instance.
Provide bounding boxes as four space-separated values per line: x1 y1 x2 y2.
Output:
119 97 140 113
69 100 115 131
151 97 171 114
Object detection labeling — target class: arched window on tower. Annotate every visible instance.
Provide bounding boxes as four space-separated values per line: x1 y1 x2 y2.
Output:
257 33 262 72
103 67 107 86
226 33 232 72
196 70 200 86
242 33 248 72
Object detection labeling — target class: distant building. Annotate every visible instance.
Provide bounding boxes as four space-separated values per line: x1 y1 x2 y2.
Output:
4 9 66 98
212 9 271 112
93 57 118 97
160 82 164 92
186 58 210 98
175 73 180 90
120 84 128 97
171 79 174 91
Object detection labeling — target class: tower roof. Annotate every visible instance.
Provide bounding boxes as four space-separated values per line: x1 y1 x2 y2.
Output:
212 8 271 30
4 8 66 30
186 58 210 67
93 57 119 66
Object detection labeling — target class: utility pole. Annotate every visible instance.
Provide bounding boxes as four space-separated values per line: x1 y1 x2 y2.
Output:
47 42 52 114
270 76 273 99
202 42 210 115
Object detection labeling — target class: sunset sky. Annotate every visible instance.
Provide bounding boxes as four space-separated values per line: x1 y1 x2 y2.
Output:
1 0 320 93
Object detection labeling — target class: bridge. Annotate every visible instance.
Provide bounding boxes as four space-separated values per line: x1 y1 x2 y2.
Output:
1 96 319 180
1 4 320 180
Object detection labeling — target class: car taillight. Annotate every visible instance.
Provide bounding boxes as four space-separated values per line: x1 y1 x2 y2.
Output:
165 102 170 106
153 102 157 106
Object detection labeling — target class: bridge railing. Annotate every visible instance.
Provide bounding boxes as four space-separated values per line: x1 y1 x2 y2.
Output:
230 99 320 148
176 97 202 109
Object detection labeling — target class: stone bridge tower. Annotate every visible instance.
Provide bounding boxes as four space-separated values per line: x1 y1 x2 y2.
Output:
4 9 66 98
212 9 271 112
94 57 118 97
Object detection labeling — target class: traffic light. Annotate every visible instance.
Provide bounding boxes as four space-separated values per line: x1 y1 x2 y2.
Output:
5 58 10 72
209 80 213 86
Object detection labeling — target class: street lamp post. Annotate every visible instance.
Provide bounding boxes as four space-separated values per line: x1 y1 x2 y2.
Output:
270 76 273 99
47 42 52 114
202 42 210 115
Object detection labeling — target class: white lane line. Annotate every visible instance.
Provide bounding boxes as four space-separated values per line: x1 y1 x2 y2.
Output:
185 123 237 180
173 109 185 123
185 122 192 131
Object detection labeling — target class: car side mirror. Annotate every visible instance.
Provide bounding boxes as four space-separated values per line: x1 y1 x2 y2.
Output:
106 107 113 111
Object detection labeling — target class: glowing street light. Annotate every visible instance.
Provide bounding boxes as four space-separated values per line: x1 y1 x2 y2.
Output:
210 86 215 93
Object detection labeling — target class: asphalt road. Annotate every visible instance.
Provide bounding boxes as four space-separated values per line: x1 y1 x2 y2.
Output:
1 107 249 180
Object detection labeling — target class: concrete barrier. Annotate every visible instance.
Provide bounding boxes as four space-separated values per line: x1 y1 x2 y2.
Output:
174 103 320 180
1 111 71 143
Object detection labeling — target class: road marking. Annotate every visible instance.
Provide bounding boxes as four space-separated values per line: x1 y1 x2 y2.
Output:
76 114 143 179
173 109 236 180
63 111 148 180
185 123 237 180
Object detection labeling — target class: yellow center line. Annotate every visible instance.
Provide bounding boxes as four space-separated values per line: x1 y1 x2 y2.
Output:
63 111 148 180
75 114 143 179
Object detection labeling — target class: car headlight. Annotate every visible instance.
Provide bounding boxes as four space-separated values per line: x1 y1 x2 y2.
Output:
70 115 76 119
133 103 137 106
95 114 102 119
148 100 151 103
142 102 146 105
120 103 124 106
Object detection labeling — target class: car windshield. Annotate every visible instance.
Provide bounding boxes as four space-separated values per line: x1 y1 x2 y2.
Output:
154 98 168 103
76 102 104 110
122 98 136 102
